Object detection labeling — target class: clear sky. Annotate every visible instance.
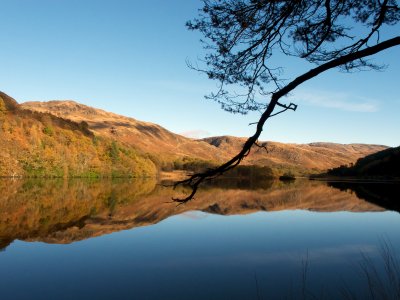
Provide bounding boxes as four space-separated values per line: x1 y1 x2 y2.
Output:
1 0 399 146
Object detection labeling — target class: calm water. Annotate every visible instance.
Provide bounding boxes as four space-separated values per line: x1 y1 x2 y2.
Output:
0 178 399 299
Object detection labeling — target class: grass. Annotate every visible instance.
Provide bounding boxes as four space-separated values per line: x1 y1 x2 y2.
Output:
345 239 400 300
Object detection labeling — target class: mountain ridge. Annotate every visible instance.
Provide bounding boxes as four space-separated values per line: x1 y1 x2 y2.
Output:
0 91 389 177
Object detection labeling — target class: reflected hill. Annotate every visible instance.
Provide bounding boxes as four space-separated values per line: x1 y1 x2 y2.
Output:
0 178 387 249
328 181 400 213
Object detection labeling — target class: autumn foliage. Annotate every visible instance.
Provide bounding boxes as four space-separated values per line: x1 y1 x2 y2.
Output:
0 92 156 178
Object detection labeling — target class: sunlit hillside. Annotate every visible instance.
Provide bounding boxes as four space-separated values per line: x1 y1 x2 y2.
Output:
0 92 156 178
20 97 388 176
0 91 389 178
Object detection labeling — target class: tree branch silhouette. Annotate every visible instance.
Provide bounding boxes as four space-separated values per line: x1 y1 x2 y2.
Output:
173 0 400 203
173 36 400 204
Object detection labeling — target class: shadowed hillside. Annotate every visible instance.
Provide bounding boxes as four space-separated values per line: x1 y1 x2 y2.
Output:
327 146 400 178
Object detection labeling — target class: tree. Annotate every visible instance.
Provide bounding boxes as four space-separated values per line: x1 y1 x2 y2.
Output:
173 0 400 203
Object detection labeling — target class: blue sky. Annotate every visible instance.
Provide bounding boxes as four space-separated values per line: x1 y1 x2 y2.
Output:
1 0 399 146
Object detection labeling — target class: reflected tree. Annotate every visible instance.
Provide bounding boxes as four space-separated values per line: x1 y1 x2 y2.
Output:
174 0 400 203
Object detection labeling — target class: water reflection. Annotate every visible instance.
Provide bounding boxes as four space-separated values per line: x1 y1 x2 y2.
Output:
0 178 157 249
0 178 388 249
327 181 400 213
0 178 399 299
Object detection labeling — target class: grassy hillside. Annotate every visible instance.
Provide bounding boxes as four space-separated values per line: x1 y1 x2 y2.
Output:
0 91 389 178
21 99 388 176
0 92 156 178
202 136 387 175
21 99 224 167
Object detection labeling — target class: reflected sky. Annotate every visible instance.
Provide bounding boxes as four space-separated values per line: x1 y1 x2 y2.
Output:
0 179 399 299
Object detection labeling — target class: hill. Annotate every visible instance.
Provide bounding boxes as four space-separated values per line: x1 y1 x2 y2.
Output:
20 97 387 176
21 100 223 165
0 92 156 178
327 146 400 178
202 136 387 174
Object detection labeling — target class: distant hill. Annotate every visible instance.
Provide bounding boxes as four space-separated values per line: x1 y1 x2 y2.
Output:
202 136 387 174
20 97 387 176
327 146 400 178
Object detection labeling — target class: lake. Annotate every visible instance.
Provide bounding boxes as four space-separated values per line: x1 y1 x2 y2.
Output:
0 178 399 299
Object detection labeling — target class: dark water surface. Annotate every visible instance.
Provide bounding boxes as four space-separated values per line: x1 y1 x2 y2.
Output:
0 178 399 299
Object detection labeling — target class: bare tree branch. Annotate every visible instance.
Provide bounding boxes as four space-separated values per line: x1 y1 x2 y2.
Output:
173 36 400 203
175 0 400 203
